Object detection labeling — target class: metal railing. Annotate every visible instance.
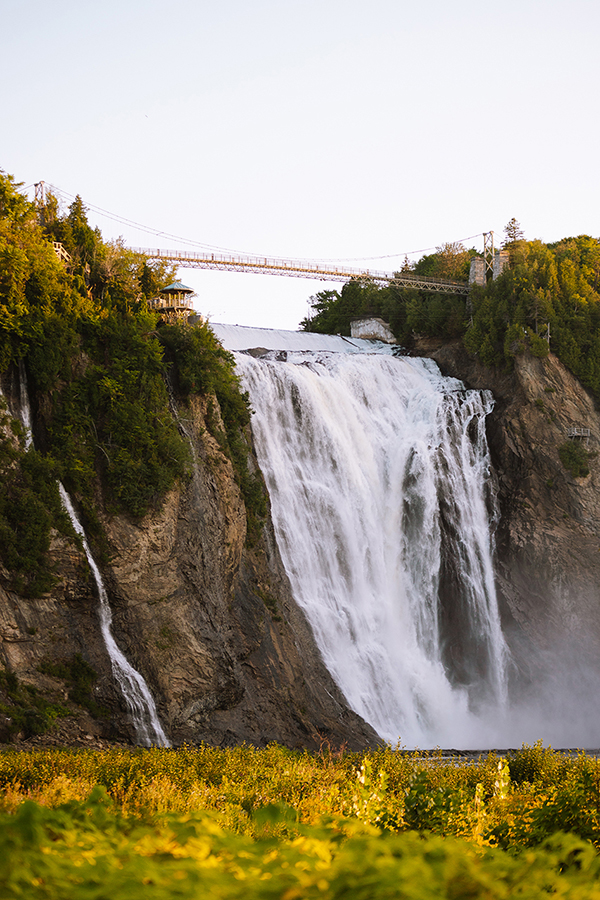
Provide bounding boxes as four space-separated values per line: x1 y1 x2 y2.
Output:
131 247 471 295
567 427 591 440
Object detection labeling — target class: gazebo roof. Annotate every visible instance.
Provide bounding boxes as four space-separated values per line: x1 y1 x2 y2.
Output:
160 281 194 294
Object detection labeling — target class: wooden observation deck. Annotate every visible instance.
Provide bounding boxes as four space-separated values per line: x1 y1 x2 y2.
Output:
148 281 195 321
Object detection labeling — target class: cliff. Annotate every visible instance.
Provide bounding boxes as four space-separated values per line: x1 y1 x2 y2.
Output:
4 337 600 750
0 372 378 750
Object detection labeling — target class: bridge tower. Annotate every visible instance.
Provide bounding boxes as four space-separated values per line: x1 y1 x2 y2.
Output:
34 181 45 226
483 231 495 279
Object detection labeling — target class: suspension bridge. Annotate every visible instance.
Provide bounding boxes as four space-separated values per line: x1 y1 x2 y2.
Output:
129 247 471 295
33 182 481 296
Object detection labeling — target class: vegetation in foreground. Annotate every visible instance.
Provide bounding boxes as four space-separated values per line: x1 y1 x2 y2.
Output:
3 743 600 896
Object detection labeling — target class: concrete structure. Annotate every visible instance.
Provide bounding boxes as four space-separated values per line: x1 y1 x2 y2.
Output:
350 316 396 343
469 256 486 286
469 250 509 287
493 250 509 280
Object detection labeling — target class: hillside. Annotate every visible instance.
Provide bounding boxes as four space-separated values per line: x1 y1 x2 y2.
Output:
3 172 600 749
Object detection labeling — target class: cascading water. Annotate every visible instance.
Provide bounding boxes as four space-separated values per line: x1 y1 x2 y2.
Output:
15 364 169 747
220 326 510 748
58 487 169 747
18 361 33 450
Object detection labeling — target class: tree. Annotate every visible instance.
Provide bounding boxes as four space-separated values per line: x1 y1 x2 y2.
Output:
434 242 470 280
503 218 524 245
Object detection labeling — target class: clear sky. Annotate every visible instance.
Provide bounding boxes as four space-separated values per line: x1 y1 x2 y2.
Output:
3 0 599 330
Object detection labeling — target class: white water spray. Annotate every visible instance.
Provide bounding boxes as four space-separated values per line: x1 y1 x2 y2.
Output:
226 330 509 748
15 364 169 746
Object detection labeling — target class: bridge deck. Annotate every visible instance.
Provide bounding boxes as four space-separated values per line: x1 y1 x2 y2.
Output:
132 247 470 295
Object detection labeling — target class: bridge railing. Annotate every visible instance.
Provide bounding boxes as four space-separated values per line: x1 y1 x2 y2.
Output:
130 247 470 294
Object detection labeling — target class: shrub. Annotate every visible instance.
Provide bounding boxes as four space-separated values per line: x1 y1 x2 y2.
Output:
39 654 108 719
559 440 591 478
0 670 70 738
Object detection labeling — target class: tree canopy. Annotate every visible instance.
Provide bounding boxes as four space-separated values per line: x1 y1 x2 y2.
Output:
303 228 600 403
302 242 475 342
0 170 260 593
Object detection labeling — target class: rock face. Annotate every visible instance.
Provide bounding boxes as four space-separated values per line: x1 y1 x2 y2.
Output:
0 382 378 750
350 316 396 343
414 337 600 739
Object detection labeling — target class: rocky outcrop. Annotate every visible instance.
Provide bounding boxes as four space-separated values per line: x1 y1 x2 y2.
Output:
0 384 378 751
414 337 600 732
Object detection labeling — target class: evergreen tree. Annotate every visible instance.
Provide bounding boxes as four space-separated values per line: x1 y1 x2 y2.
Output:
503 217 525 245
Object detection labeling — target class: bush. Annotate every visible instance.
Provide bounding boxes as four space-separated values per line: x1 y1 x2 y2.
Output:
4 749 600 898
559 440 591 478
0 411 72 596
0 670 69 738
39 654 108 718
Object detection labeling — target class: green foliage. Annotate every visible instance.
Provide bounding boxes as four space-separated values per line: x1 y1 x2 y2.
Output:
160 322 267 539
0 402 73 596
303 280 468 344
0 670 69 738
0 168 270 593
403 770 464 835
414 241 474 281
4 747 600 897
559 440 591 478
528 329 550 358
0 172 189 522
38 654 108 719
465 235 600 393
302 244 475 342
305 233 600 404
4 797 600 900
503 216 525 246
61 315 188 516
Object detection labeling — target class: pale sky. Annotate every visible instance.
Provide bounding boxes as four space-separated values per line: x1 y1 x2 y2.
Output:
3 0 599 329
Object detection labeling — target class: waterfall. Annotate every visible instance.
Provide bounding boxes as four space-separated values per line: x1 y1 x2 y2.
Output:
58 486 170 747
18 361 33 450
225 329 510 748
15 364 169 747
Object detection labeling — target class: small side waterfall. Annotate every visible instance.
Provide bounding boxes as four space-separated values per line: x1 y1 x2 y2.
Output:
230 336 510 748
58 486 169 747
18 361 33 450
16 363 169 747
